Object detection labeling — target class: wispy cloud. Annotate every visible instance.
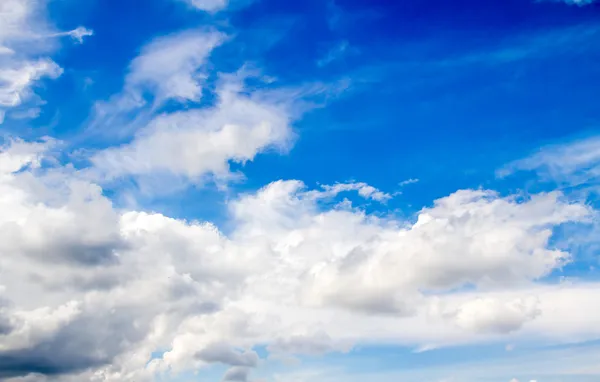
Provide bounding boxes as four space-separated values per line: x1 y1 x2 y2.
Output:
399 178 419 187
317 41 353 67
182 0 228 12
0 0 92 123
498 134 600 188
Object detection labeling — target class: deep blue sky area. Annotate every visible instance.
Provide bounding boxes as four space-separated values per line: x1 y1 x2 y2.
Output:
38 0 600 218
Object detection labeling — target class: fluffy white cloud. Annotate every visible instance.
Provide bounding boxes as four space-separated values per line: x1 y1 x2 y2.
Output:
90 29 224 136
0 59 63 123
299 188 588 314
91 75 293 183
127 29 224 104
88 29 301 189
1 139 598 381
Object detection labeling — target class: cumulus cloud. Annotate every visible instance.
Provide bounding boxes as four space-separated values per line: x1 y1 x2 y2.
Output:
2 0 600 381
0 138 599 380
299 188 588 314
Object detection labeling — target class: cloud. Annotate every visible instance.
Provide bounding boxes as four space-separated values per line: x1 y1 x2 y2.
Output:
399 178 419 186
0 59 63 123
126 29 224 104
298 188 588 314
0 0 92 123
308 182 392 203
196 343 259 367
498 135 600 189
89 28 224 132
267 331 352 356
223 366 251 382
451 297 541 334
185 0 228 12
91 74 293 184
49 26 94 44
177 0 256 13
86 30 346 192
2 1 599 381
317 41 352 67
0 139 598 380
560 0 597 5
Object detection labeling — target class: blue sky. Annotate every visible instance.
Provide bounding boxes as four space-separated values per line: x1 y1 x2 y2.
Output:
1 0 600 381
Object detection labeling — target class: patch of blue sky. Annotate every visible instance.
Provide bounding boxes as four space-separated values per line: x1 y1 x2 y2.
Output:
254 341 600 382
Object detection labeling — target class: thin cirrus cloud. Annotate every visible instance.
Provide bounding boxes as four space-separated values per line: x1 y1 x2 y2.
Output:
179 0 228 12
498 134 600 188
180 0 254 13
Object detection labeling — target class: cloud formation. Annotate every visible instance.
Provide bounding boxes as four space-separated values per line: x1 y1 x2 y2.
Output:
1 1 599 381
183 0 229 12
0 0 92 123
91 76 293 183
499 135 600 189
0 139 598 381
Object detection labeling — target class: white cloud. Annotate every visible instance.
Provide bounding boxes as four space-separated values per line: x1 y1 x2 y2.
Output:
0 59 63 109
451 297 541 334
561 0 597 5
86 29 349 190
184 0 229 12
87 28 225 143
299 188 588 314
0 0 43 46
1 140 599 381
399 178 419 186
499 135 600 188
317 41 351 67
0 0 92 123
126 29 224 104
91 75 293 184
49 26 94 44
308 182 392 202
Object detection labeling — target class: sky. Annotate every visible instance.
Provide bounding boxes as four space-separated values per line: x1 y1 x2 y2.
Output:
0 0 600 381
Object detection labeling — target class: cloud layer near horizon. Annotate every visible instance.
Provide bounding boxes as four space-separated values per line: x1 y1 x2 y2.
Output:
1 137 599 381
